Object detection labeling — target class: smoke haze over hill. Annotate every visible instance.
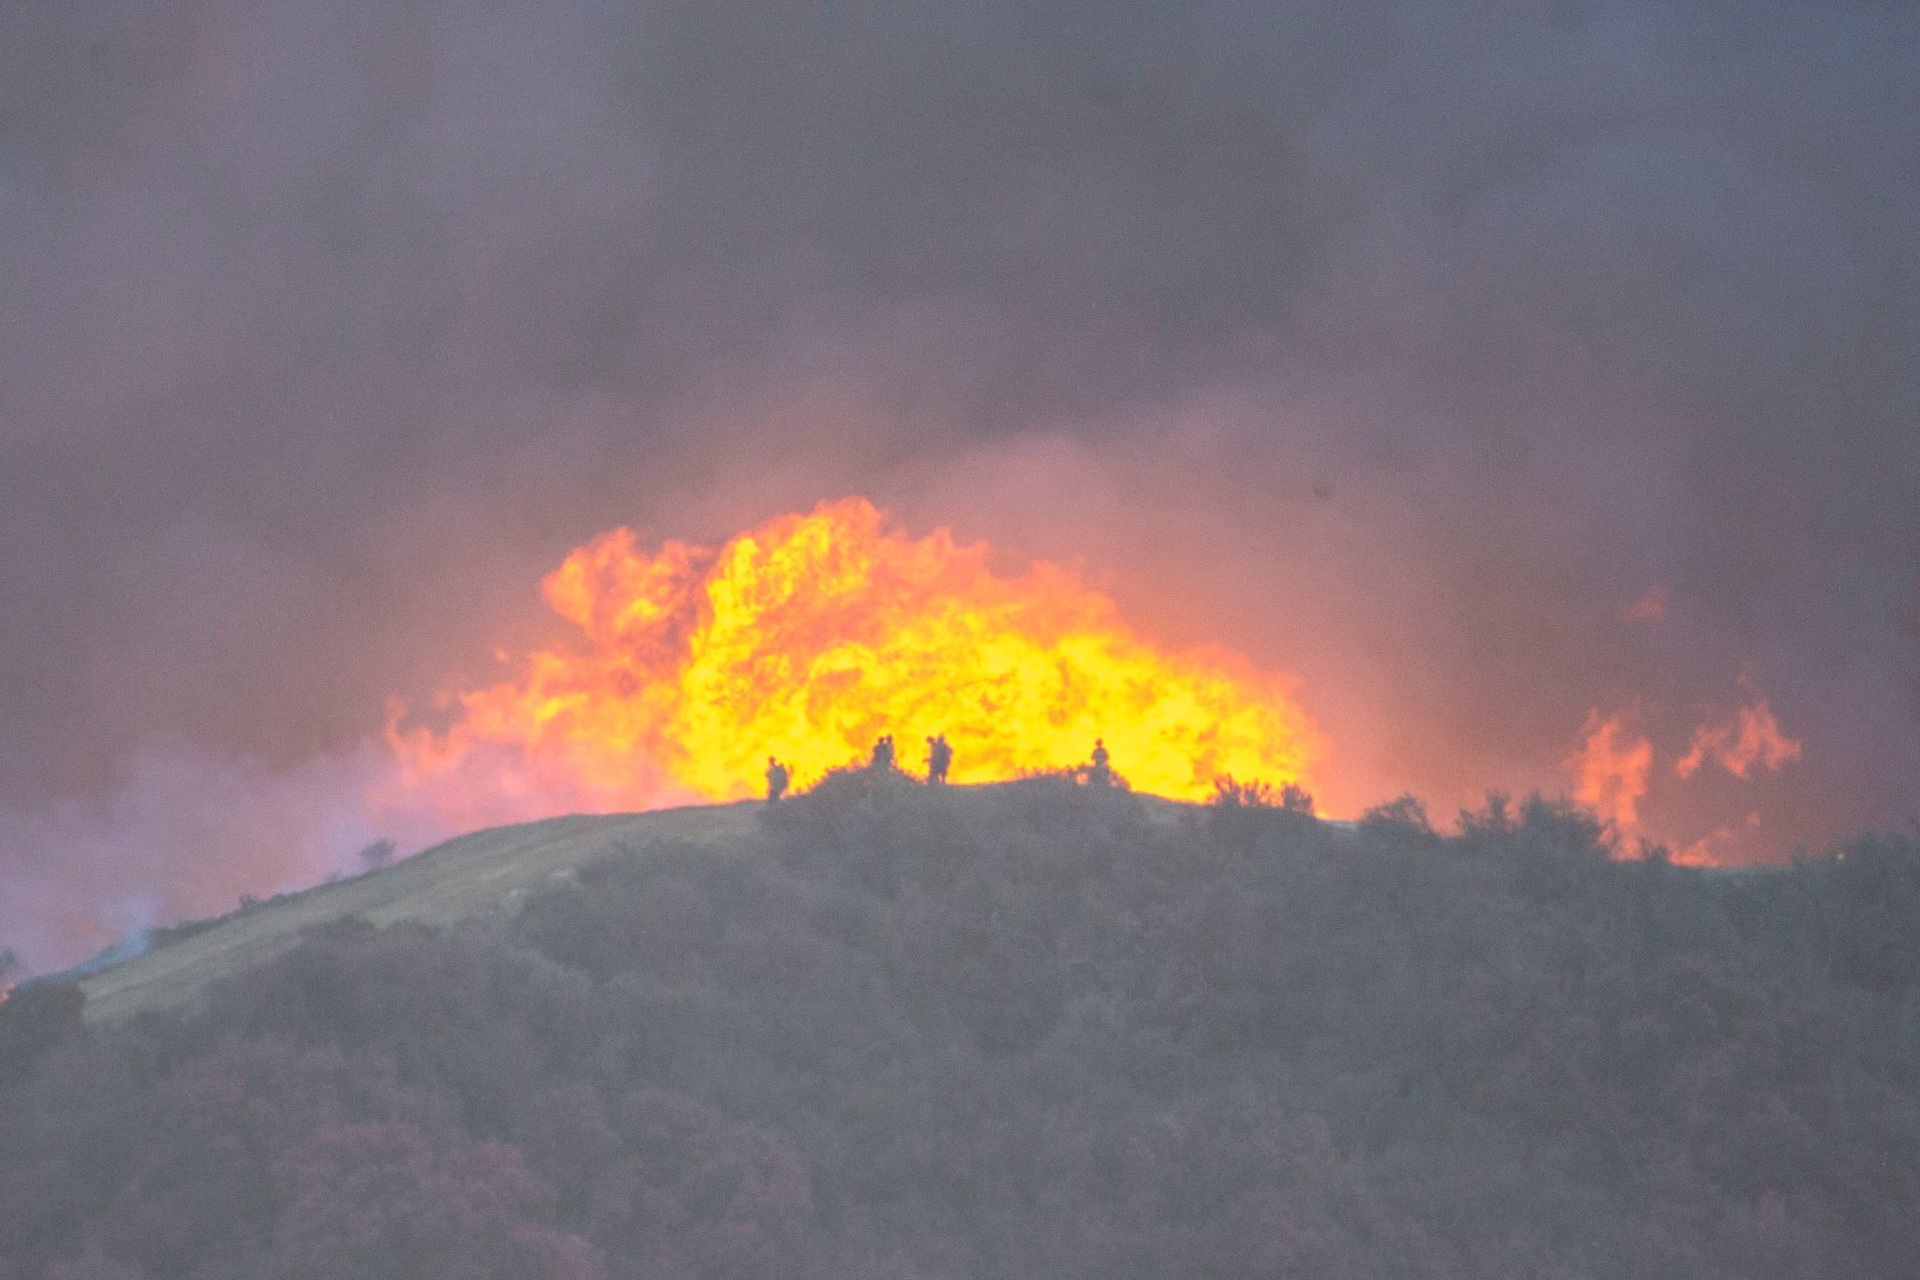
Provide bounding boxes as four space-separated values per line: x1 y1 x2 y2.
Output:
2 0 1917 966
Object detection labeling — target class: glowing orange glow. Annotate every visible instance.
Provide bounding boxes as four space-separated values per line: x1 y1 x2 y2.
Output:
383 498 1320 829
1676 697 1801 780
1672 811 1763 867
1566 709 1652 834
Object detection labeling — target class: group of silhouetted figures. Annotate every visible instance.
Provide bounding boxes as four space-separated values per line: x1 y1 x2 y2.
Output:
764 735 1114 801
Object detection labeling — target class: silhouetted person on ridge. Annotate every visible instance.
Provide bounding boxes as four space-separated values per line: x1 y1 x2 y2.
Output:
1088 738 1112 788
765 756 790 802
926 734 952 784
870 734 896 772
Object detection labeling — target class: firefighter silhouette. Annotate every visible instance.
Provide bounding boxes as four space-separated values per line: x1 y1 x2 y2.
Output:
926 734 953 784
765 756 790 802
1087 738 1112 787
870 734 896 771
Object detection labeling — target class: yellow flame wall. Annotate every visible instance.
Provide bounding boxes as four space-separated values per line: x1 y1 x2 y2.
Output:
387 498 1320 815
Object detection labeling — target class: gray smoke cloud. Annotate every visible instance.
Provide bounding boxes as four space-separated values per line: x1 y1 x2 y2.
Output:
2 0 1915 966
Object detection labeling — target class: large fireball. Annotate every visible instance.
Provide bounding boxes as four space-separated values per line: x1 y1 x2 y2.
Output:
385 499 1320 826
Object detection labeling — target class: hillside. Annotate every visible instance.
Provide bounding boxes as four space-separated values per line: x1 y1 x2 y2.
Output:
76 784 1193 1024
4 773 1919 1280
74 803 762 1025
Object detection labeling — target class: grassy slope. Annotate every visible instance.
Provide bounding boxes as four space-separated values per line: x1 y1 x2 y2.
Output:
76 785 1193 1025
76 802 766 1024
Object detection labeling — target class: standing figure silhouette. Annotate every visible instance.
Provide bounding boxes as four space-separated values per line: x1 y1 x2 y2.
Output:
1088 738 1112 787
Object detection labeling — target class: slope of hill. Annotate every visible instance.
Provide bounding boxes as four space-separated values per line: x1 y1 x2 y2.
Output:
74 802 762 1025
76 784 1193 1024
4 774 1918 1280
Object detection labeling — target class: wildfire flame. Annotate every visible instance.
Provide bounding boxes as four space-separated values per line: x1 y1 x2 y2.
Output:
1675 697 1801 780
1562 690 1803 863
1566 709 1653 834
383 498 1320 829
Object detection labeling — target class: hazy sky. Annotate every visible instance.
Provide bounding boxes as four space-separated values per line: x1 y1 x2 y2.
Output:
3 0 1916 967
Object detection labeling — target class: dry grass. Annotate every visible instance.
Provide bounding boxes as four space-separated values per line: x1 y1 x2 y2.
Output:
78 801 763 1025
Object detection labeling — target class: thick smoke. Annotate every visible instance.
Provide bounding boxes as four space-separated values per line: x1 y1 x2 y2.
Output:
2 0 1915 967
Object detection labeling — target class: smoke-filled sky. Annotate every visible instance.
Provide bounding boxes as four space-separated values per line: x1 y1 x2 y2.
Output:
3 0 1916 969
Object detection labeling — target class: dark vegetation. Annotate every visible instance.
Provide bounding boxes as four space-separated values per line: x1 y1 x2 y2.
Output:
4 780 1920 1278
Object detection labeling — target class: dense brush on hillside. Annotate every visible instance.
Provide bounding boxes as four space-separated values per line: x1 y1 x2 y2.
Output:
3 775 1919 1279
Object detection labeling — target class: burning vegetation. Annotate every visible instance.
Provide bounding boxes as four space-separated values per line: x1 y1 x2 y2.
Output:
1564 691 1805 863
372 496 1812 867
382 498 1320 831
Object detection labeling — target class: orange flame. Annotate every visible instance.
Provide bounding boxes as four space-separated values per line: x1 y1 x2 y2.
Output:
1675 697 1801 780
384 499 1320 828
1566 709 1653 834
1672 811 1764 867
